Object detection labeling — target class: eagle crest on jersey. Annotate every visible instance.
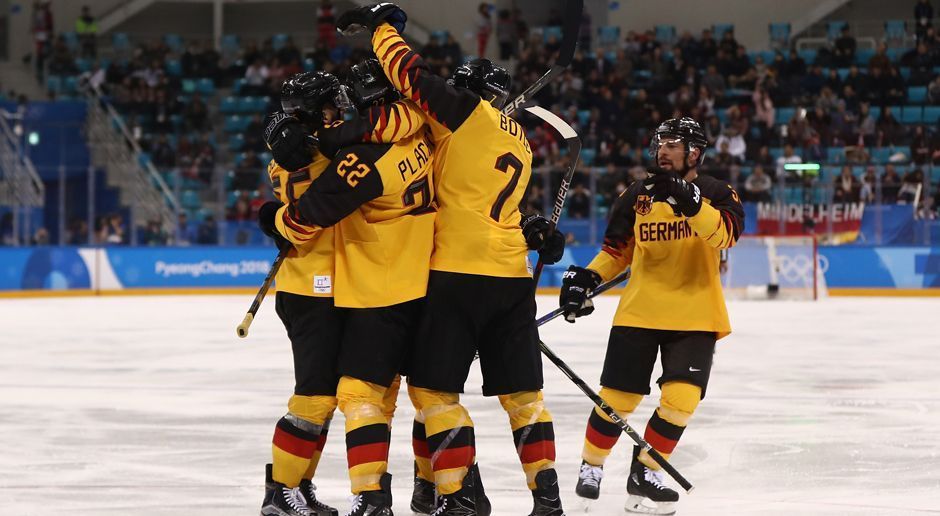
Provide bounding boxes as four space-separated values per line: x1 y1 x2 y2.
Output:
634 194 653 216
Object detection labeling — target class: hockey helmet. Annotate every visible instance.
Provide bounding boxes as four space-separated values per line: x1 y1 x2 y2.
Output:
648 117 708 167
448 58 511 109
280 71 353 123
347 58 400 111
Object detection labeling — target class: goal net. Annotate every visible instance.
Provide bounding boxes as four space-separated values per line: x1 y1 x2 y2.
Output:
722 235 824 300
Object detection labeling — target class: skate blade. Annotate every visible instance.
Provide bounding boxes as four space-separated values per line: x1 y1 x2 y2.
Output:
624 495 676 515
578 496 600 513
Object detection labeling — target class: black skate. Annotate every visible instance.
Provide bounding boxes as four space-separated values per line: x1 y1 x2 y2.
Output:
343 473 393 516
625 447 678 515
261 481 313 516
410 462 436 514
575 461 603 500
528 469 565 516
300 479 339 516
430 463 491 516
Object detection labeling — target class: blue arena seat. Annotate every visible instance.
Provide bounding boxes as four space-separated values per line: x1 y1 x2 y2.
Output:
855 48 875 66
229 134 245 151
220 96 239 114
75 57 92 73
827 147 844 163
272 33 289 50
181 190 202 210
924 106 940 124
597 26 620 46
165 59 182 77
543 26 564 42
112 32 131 51
769 23 790 46
656 25 676 43
895 106 924 124
884 20 906 42
196 78 215 96
827 21 847 40
164 33 184 53
62 31 80 51
797 49 817 64
871 147 892 163
712 24 734 39
775 107 795 125
908 86 927 104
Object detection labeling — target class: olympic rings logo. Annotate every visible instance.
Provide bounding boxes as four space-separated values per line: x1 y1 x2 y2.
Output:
774 254 829 284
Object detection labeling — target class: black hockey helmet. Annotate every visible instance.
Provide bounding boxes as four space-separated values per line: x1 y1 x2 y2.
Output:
648 116 708 167
280 71 353 123
347 58 400 111
448 58 511 109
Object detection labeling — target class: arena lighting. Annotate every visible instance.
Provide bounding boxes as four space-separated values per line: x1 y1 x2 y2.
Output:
783 163 821 171
27 131 40 145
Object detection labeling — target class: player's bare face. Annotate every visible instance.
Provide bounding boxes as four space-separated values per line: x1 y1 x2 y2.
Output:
657 140 687 170
322 104 338 124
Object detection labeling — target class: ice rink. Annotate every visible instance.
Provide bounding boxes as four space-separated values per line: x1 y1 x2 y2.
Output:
2 294 940 515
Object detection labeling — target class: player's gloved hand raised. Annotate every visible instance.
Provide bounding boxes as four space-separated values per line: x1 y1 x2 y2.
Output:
336 3 407 36
264 112 318 172
257 201 291 251
521 213 566 264
643 171 702 217
559 266 601 323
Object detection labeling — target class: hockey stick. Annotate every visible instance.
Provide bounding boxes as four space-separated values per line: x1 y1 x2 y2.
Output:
236 248 288 338
502 0 583 117
538 338 695 493
524 105 581 287
535 267 631 327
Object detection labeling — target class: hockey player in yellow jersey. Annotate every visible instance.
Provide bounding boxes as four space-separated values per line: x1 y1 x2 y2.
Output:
560 117 744 514
256 68 431 516
336 5 567 515
255 71 351 516
264 63 436 516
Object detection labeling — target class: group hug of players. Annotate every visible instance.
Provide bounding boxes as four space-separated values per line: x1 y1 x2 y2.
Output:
255 4 744 516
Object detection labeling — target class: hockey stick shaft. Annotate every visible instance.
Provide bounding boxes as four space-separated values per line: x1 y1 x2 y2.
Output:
535 268 631 327
502 0 583 116
236 248 288 338
524 105 581 287
538 339 695 493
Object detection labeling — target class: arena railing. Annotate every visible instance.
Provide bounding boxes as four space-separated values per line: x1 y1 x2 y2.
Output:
0 108 45 246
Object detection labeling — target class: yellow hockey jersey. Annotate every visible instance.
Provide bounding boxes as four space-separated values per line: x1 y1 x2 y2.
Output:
372 23 533 278
269 154 335 297
290 130 436 309
587 174 745 339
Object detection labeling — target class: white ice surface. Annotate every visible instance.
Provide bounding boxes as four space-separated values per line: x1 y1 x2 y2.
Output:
1 295 940 515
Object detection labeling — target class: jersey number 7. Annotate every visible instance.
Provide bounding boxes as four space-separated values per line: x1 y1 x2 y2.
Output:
490 152 524 221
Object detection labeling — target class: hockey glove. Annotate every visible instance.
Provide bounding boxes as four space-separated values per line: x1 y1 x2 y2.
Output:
258 201 291 251
336 3 407 36
264 112 318 172
559 265 602 323
521 213 566 265
643 171 702 217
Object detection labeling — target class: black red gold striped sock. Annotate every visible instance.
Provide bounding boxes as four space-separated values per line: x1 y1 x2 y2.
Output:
272 414 322 487
498 391 556 489
337 377 392 494
581 387 643 466
643 410 685 457
303 418 331 480
412 419 434 482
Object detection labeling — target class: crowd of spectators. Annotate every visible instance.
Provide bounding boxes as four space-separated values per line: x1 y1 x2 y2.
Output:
16 1 940 246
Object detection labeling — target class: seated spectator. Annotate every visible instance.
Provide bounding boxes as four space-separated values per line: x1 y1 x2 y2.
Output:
32 227 50 246
752 86 775 143
567 183 592 219
701 64 726 97
833 166 861 203
151 134 175 169
143 219 168 246
833 25 856 67
860 166 878 203
244 113 267 153
243 58 270 96
704 141 738 182
197 214 218 244
898 168 925 204
876 107 904 147
47 35 77 77
104 213 126 245
183 92 210 132
715 128 746 162
228 191 252 221
845 145 871 164
929 75 940 104
882 164 902 203
911 125 931 166
233 149 263 190
177 212 196 245
67 218 89 245
744 165 773 203
857 102 877 146
776 144 802 178
191 135 216 183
